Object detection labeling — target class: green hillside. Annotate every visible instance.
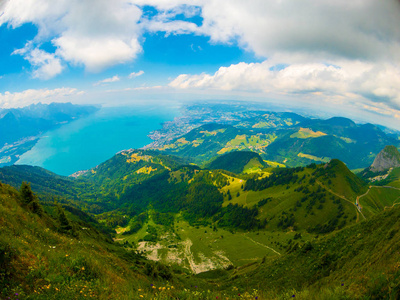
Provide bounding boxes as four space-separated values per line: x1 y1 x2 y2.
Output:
219 205 400 299
154 116 399 170
0 181 180 300
207 151 265 174
2 175 400 299
264 118 399 169
2 153 400 299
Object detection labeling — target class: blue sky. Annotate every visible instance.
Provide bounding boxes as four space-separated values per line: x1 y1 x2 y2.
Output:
1 1 400 129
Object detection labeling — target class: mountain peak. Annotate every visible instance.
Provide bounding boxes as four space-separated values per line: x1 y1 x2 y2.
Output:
370 145 400 172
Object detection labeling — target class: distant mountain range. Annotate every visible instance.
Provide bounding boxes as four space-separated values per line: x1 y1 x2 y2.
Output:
154 108 399 169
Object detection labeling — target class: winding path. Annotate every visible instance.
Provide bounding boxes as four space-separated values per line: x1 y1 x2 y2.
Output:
316 180 366 220
357 185 400 211
242 234 281 256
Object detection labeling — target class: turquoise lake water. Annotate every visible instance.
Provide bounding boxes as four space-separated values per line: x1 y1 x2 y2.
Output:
16 104 180 176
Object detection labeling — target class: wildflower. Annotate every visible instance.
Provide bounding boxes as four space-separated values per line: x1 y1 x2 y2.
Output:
15 293 19 296
82 267 85 270
140 296 143 298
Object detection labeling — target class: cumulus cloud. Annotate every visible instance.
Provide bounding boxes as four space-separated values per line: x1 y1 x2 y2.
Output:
0 88 82 108
169 60 400 109
13 45 63 79
94 75 120 86
1 0 400 116
1 0 143 73
129 70 144 78
136 0 400 63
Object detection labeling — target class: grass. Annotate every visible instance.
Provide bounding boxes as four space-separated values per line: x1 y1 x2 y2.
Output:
359 186 400 218
0 183 178 300
2 169 400 299
297 152 330 163
290 127 327 139
221 167 359 232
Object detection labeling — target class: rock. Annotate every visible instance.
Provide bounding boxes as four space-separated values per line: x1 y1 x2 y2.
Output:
370 145 400 172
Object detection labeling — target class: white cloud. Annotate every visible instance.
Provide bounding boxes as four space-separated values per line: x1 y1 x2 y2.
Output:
1 0 400 118
129 70 144 78
1 0 143 73
169 59 400 109
137 0 400 63
13 45 63 79
94 75 120 86
0 88 82 108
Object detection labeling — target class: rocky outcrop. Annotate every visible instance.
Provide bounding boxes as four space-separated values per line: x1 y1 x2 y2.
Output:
370 145 400 172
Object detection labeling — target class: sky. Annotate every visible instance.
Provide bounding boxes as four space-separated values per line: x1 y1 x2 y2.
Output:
1 0 400 129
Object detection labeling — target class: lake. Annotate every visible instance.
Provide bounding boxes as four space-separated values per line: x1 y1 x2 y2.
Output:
16 104 180 176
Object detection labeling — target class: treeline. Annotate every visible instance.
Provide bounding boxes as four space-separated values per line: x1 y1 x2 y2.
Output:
244 167 304 191
216 203 265 230
208 151 264 174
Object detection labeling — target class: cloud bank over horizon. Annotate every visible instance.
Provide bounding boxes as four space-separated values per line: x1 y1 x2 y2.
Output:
1 0 400 126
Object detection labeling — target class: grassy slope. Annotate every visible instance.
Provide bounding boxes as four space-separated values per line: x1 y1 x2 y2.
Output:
207 151 265 174
221 160 366 232
0 182 183 300
217 205 400 299
359 186 400 218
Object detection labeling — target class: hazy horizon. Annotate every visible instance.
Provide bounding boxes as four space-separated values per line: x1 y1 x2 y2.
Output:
1 1 400 129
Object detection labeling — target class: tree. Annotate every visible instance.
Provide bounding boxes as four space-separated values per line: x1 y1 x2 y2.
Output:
227 190 232 200
20 182 42 216
56 203 73 234
20 182 34 205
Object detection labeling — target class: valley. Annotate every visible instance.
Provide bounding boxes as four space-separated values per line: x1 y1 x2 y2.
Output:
1 102 400 299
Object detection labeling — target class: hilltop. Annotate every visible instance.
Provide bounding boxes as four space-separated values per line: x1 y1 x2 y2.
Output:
207 151 265 174
369 145 400 173
359 145 400 183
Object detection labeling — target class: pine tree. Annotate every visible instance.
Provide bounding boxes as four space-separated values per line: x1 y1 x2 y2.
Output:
227 189 232 200
20 182 43 215
20 182 34 205
56 203 73 233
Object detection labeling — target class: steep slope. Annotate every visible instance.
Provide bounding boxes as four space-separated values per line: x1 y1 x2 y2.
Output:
0 165 83 198
359 145 400 184
369 145 400 172
0 181 177 300
220 205 400 299
235 159 368 233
